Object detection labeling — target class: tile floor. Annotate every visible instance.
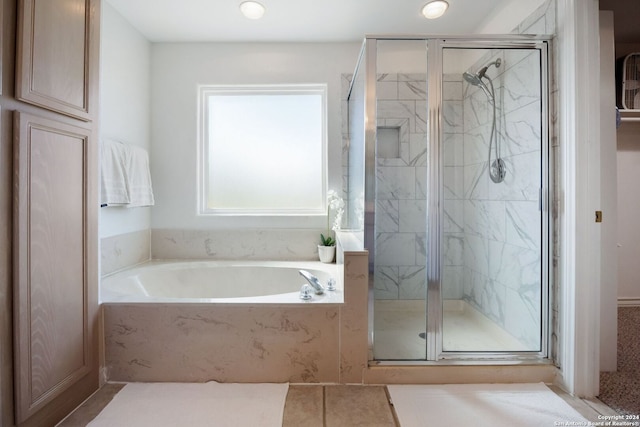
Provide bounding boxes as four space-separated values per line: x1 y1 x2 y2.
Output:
58 382 617 426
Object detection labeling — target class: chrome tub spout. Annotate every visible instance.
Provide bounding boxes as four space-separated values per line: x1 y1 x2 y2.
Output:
298 270 325 295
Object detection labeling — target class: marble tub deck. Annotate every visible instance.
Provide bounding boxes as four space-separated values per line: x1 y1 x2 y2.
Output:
59 382 617 426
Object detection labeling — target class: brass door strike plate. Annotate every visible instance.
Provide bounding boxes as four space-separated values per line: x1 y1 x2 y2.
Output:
595 211 602 223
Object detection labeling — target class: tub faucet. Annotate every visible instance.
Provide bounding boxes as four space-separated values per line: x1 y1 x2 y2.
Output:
299 270 325 295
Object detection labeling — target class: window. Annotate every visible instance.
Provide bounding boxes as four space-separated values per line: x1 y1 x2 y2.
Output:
198 84 327 215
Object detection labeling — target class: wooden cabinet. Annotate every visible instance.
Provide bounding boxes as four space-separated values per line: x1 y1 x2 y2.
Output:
16 0 99 121
8 0 101 425
13 112 98 425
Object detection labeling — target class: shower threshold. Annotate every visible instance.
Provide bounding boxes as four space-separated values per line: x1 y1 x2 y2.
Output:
373 299 534 360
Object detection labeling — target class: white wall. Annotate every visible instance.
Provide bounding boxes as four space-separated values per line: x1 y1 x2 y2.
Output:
150 42 361 230
99 3 151 238
617 123 640 301
599 11 618 371
614 44 640 302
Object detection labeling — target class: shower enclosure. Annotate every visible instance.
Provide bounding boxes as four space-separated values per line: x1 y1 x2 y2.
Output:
346 36 549 362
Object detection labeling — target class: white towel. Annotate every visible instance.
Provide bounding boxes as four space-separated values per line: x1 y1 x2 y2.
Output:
100 139 130 205
125 145 155 207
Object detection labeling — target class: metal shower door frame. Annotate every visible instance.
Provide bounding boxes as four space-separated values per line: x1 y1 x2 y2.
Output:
364 35 552 364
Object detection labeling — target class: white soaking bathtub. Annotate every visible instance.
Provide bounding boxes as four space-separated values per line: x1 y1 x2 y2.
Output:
100 260 343 304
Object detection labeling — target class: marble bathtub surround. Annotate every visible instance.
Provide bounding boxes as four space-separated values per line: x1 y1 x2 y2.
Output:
100 229 151 276
151 228 326 261
102 251 369 384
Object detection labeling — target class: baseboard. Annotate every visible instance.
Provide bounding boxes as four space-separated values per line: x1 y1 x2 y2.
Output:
618 297 640 307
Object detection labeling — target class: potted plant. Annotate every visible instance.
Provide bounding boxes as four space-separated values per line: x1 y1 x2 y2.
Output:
318 190 344 263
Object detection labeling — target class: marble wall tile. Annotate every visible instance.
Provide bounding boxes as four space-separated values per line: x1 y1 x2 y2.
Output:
103 303 340 383
463 89 492 130
443 200 464 233
502 55 541 114
375 233 416 266
481 279 507 325
398 81 427 100
444 233 464 267
377 100 416 132
398 200 427 233
463 162 489 200
409 134 428 166
506 201 541 250
463 234 489 277
520 15 546 35
375 200 399 233
463 200 506 242
374 266 399 299
502 107 542 159
398 266 427 300
443 133 464 167
443 81 462 101
101 229 151 276
376 167 416 200
415 233 427 266
464 123 492 166
151 229 321 260
504 287 542 350
501 50 534 74
377 73 398 82
377 81 399 100
488 151 540 202
489 241 541 292
398 73 426 82
415 101 427 133
416 169 427 200
443 166 464 200
442 101 463 133
442 266 464 300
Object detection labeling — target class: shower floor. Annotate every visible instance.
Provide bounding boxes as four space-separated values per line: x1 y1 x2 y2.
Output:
373 299 527 360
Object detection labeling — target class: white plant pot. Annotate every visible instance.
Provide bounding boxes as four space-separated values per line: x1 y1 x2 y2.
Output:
318 245 336 263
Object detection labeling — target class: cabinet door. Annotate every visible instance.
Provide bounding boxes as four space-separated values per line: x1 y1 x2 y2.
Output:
13 112 98 425
16 0 99 121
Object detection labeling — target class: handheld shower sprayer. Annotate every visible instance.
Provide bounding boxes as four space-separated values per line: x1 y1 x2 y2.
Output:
462 58 502 104
462 57 506 183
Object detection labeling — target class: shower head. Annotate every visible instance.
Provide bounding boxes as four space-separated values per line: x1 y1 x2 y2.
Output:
463 71 494 103
463 58 502 103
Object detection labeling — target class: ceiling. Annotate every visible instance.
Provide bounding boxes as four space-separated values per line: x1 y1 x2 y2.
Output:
105 0 520 43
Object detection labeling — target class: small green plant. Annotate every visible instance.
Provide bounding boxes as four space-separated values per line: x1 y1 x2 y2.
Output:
320 233 336 247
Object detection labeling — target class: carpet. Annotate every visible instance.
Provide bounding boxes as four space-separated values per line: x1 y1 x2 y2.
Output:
388 383 588 427
599 306 640 415
87 382 289 427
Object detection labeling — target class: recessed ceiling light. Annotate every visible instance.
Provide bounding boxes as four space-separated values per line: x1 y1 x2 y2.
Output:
422 1 449 19
239 1 265 20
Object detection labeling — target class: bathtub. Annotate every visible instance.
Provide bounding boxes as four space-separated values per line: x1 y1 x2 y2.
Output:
100 256 369 384
100 260 343 304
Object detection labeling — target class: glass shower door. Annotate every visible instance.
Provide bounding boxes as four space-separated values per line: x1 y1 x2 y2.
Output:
372 40 428 360
349 37 550 362
438 45 547 354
